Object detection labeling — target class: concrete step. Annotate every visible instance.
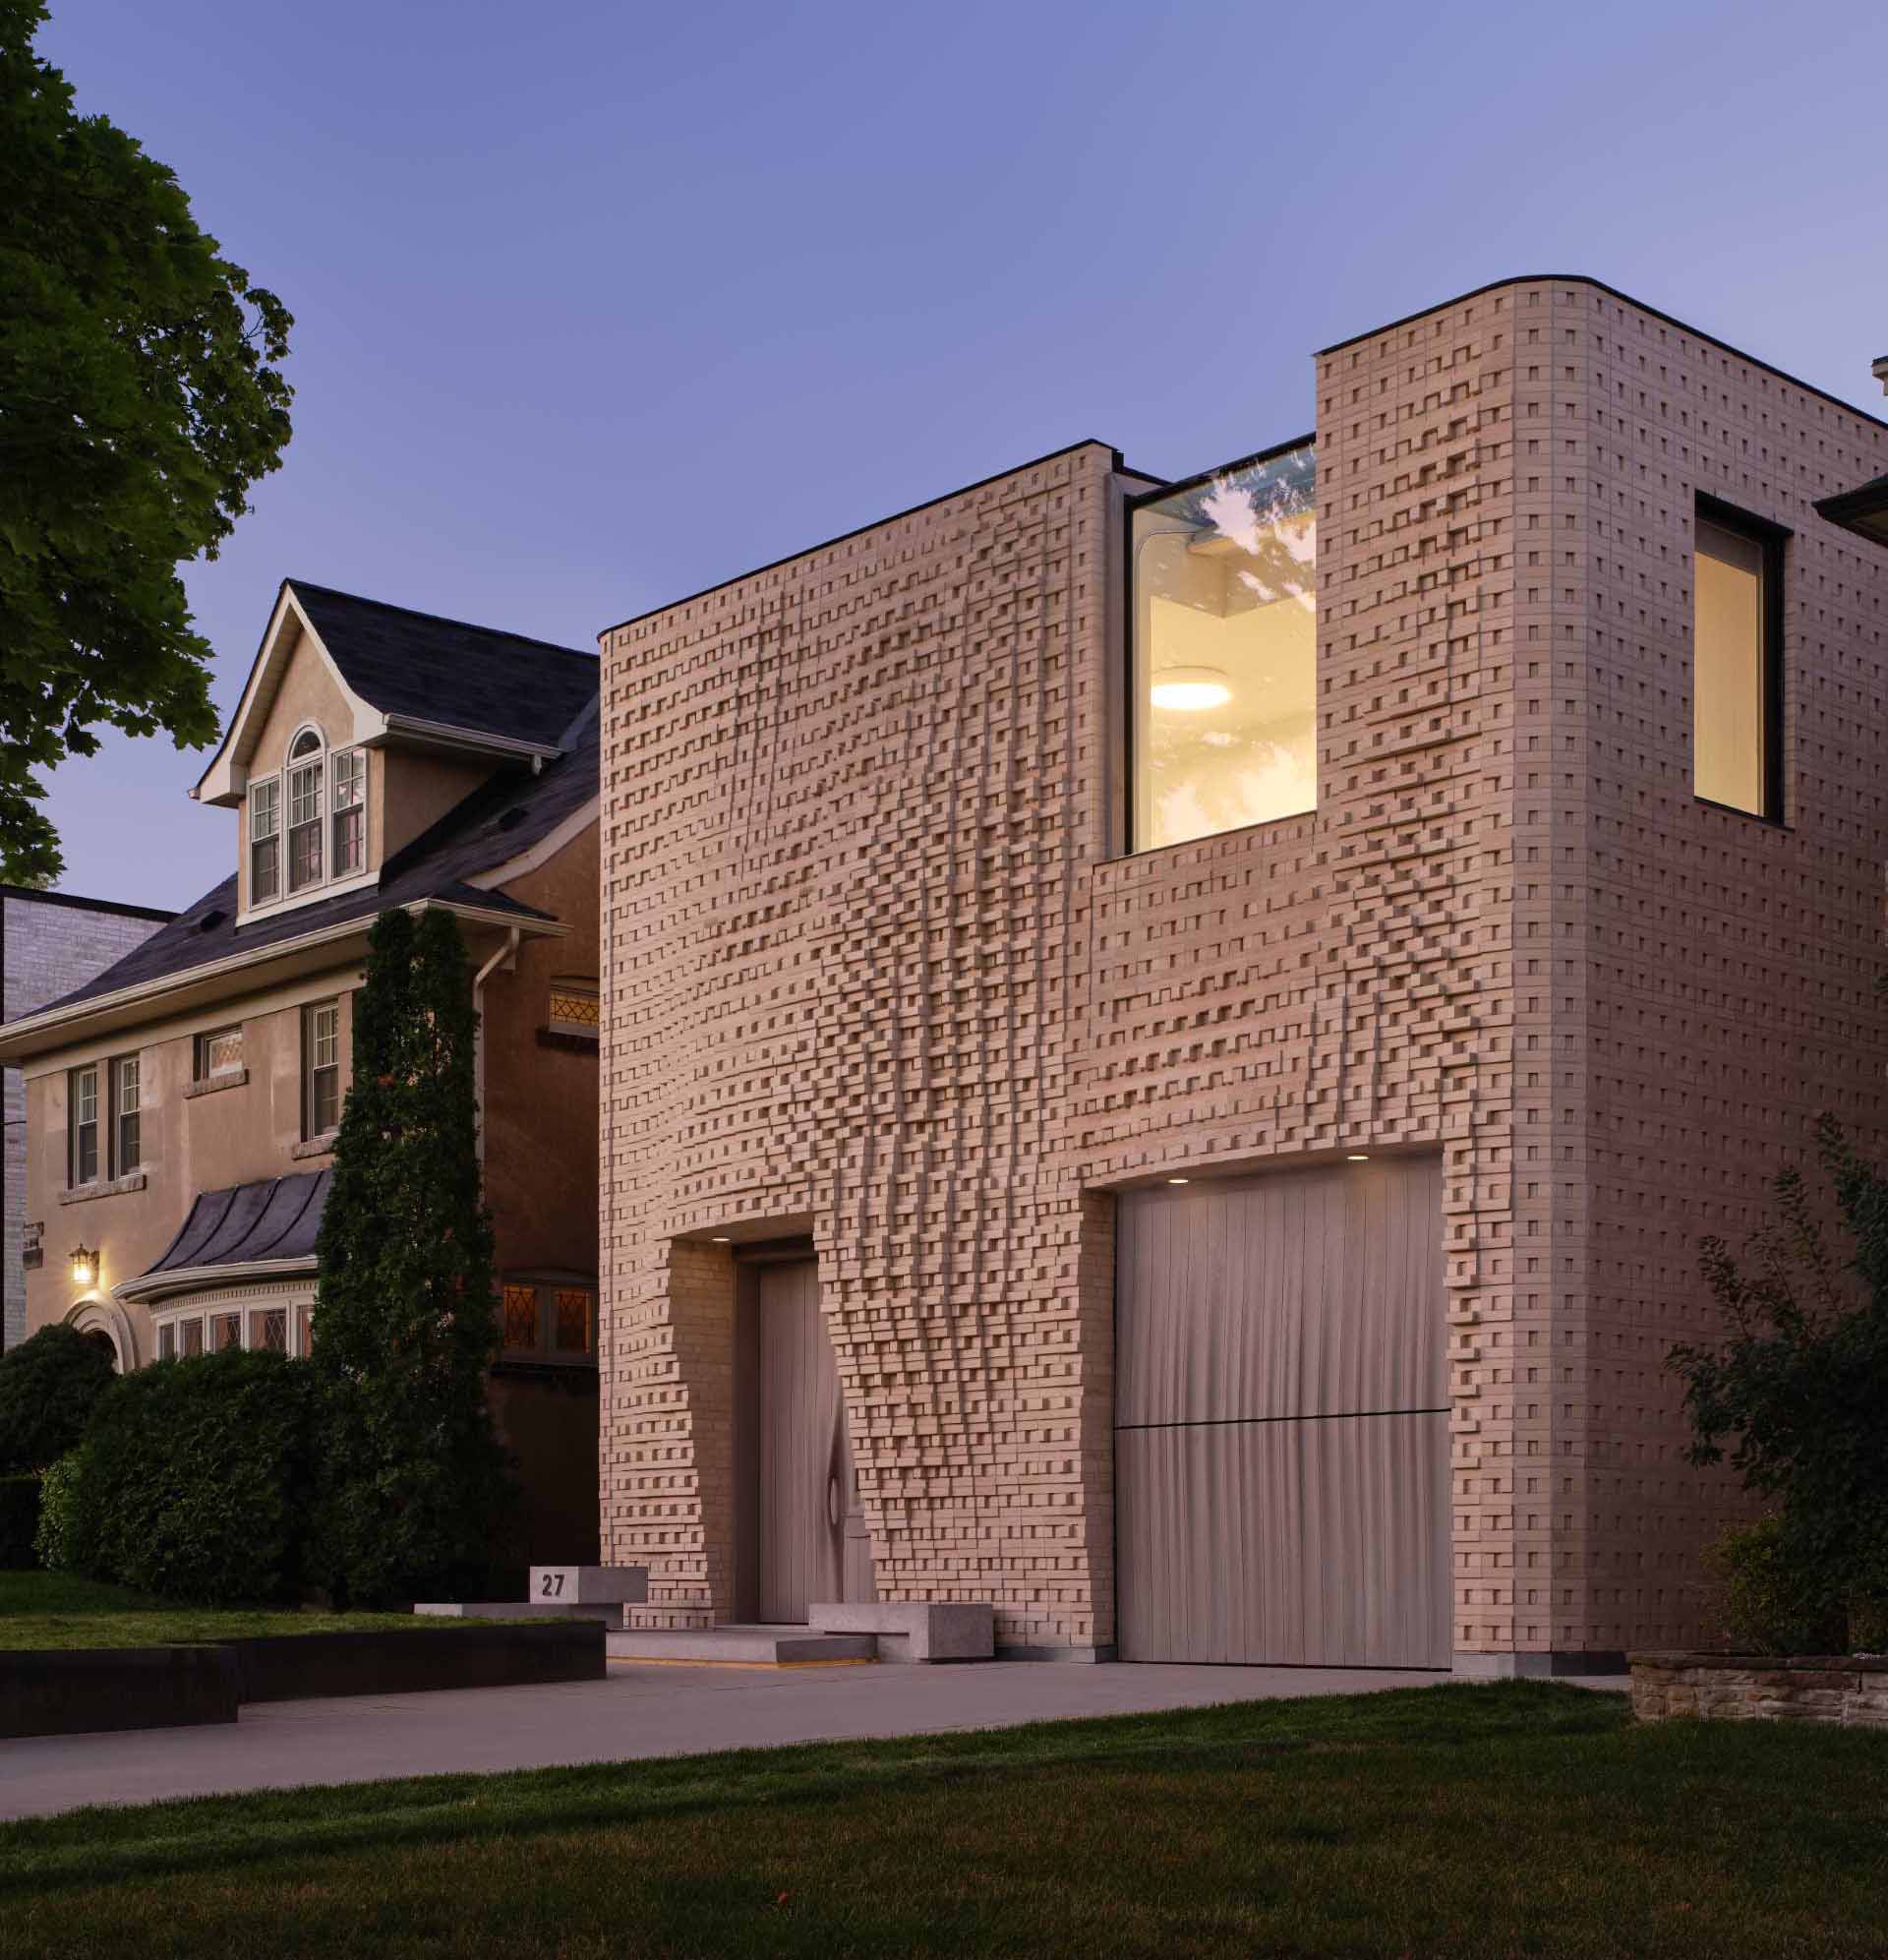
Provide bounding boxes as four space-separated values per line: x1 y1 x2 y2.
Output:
606 1624 878 1666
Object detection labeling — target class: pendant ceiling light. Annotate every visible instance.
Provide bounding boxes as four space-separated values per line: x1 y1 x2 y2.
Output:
1150 666 1231 712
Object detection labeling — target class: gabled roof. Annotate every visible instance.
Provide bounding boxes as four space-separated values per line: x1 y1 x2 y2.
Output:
36 707 597 1019
0 626 599 1058
288 582 599 750
193 579 597 805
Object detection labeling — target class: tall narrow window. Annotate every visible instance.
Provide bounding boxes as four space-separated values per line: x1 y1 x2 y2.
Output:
303 998 340 1138
1131 444 1318 852
331 748 366 874
287 731 324 891
112 1054 141 1174
69 1064 98 1186
1694 504 1781 818
250 777 281 903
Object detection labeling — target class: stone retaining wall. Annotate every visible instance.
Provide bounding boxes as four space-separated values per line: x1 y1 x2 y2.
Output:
1629 1651 1888 1727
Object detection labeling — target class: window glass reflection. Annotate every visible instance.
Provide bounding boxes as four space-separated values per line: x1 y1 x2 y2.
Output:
1694 515 1767 815
1132 445 1317 851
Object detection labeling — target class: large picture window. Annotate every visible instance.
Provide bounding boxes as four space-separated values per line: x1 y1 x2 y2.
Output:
1130 443 1317 852
1694 500 1783 819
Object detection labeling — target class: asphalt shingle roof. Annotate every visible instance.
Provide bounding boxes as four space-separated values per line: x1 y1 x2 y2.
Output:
35 611 599 1016
290 581 598 749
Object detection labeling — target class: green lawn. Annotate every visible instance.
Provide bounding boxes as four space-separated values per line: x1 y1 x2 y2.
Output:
2 1682 1886 1956
0 1570 463 1648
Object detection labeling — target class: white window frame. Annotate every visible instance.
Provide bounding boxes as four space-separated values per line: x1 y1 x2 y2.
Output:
286 727 325 894
303 997 341 1140
68 1063 99 1188
249 775 281 904
152 1291 313 1363
330 746 367 876
194 1025 245 1082
111 1053 141 1175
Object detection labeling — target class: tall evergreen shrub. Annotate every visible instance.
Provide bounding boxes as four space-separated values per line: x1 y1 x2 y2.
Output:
312 908 513 1605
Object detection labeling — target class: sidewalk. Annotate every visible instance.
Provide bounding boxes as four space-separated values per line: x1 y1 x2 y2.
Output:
0 1659 1624 1822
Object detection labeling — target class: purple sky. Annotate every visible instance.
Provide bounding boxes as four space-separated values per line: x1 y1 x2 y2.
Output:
35 0 1888 910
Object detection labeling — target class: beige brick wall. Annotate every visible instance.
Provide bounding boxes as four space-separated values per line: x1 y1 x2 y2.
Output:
599 279 1888 1662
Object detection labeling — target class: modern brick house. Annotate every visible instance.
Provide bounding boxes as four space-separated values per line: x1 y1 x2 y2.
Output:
3 887 174 1351
596 276 1888 1674
0 582 605 1560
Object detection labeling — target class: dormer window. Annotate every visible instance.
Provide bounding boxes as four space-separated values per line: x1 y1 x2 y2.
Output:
331 748 366 874
250 778 281 903
287 730 324 892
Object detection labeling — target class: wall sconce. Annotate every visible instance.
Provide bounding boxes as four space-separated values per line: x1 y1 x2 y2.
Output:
69 1243 96 1289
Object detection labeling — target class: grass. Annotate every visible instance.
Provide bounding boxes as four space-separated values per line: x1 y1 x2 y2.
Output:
2 1682 1886 1956
0 1570 470 1648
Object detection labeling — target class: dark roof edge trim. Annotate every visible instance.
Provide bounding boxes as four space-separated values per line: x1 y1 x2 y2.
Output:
1814 474 1888 532
0 886 177 922
598 439 1126 639
1314 274 1888 435
1125 431 1318 514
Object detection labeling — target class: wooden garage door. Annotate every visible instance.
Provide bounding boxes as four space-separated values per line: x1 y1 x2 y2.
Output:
1115 1158 1449 1668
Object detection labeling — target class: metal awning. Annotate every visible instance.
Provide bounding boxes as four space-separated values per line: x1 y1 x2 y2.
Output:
115 1170 329 1304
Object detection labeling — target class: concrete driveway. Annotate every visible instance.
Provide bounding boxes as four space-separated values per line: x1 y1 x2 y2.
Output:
0 1659 1625 1822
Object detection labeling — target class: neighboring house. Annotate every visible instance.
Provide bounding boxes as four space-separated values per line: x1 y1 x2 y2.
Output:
597 275 1888 1675
0 582 604 1561
3 888 174 1352
1814 353 1888 546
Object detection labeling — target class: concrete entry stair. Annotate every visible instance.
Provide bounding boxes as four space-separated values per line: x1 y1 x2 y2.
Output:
606 1624 877 1666
807 1601 993 1662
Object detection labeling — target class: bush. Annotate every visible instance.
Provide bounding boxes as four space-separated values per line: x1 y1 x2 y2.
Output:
0 1324 117 1471
1701 1518 1848 1655
38 1349 318 1605
1672 1116 1888 1653
0 1473 40 1568
32 1452 88 1573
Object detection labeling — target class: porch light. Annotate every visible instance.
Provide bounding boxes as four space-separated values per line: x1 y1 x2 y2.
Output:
710 1235 731 1243
69 1243 96 1288
1166 1177 1190 1185
1346 1154 1370 1162
1150 667 1231 712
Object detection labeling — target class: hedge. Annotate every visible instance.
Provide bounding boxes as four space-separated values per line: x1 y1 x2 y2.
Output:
0 1473 39 1570
39 1348 318 1605
0 1325 117 1472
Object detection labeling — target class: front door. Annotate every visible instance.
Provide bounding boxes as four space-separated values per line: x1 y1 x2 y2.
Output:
755 1260 875 1622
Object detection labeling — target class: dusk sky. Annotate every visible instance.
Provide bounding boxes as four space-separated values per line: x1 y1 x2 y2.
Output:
35 0 1888 910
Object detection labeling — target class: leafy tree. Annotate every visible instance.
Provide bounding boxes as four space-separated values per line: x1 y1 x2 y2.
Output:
0 1322 116 1472
312 908 514 1605
0 0 292 882
1671 1114 1888 1649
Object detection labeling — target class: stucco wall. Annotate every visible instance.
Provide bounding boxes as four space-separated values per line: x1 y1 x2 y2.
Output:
20 973 358 1363
3 892 171 1351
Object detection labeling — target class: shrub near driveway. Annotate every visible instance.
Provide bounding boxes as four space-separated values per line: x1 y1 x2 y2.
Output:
38 1349 316 1605
2 1686 1887 1957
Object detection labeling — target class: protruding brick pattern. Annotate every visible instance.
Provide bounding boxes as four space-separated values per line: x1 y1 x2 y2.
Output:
600 281 1888 1664
601 445 1119 1651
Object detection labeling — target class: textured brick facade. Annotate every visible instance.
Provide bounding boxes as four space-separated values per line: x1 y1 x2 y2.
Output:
599 279 1888 1664
2 890 171 1351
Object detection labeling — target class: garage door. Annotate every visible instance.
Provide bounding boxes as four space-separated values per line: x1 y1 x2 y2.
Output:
1115 1157 1449 1668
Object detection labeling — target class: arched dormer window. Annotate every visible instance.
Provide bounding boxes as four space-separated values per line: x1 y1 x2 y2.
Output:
286 727 325 892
